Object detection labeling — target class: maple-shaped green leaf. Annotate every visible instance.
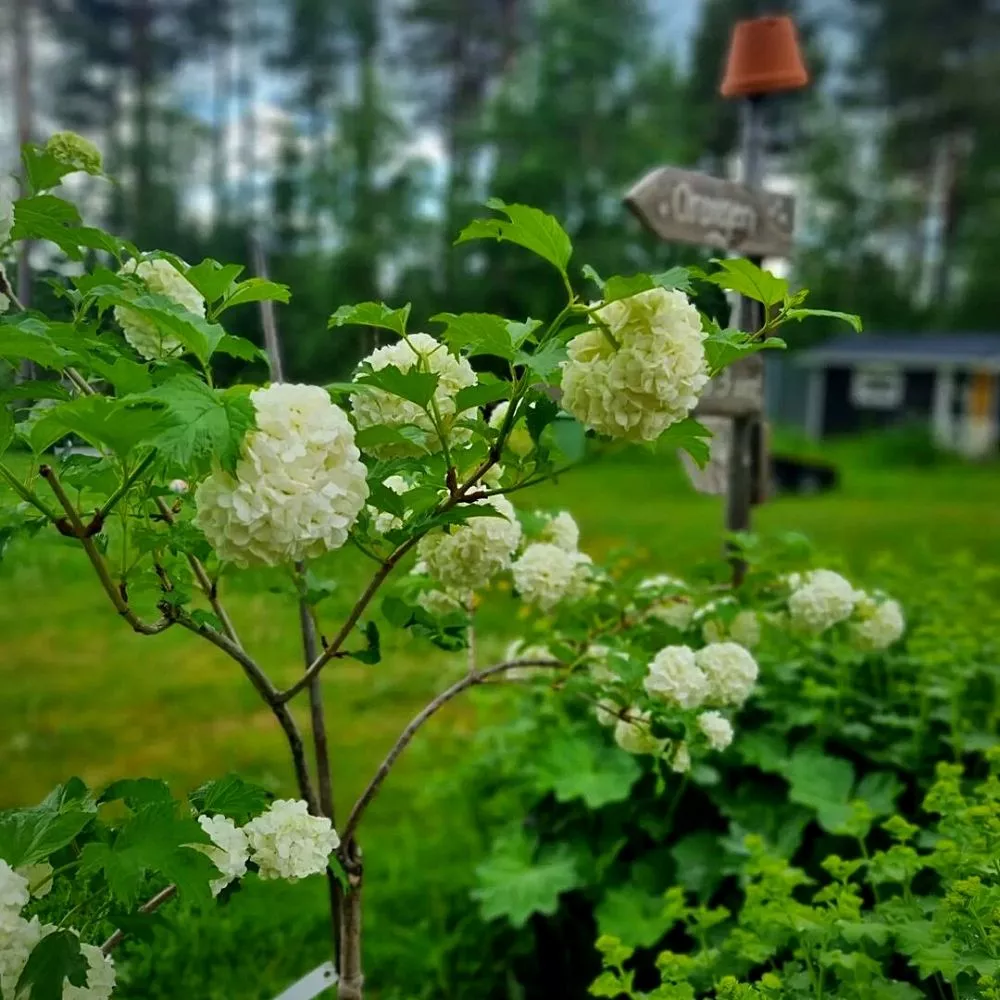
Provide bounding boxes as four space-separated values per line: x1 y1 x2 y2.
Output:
30 394 168 459
184 259 244 304
431 312 518 360
454 380 510 412
0 779 96 867
16 930 88 1000
472 831 584 927
11 194 85 260
547 416 586 462
0 315 89 371
100 778 174 808
354 364 439 409
89 357 153 395
532 732 641 809
213 334 268 364
21 144 77 193
654 417 714 468
219 278 291 313
78 798 214 908
189 775 272 825
601 267 692 304
703 258 789 308
514 338 567 378
329 301 410 337
456 199 573 276
140 376 254 475
595 884 672 950
703 325 785 375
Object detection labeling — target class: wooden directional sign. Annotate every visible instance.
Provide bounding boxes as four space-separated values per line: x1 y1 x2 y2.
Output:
625 166 795 259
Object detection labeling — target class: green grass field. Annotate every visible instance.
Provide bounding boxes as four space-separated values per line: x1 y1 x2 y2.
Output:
2 438 999 995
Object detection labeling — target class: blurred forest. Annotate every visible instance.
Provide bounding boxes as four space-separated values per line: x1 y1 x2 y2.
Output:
4 0 1000 381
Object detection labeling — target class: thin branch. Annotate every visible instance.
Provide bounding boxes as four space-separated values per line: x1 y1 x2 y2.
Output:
0 461 59 520
38 465 170 636
174 614 318 813
340 658 561 844
97 450 156 520
100 884 177 955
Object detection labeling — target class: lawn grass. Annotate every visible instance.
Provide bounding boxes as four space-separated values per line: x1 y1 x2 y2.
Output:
2 438 999 996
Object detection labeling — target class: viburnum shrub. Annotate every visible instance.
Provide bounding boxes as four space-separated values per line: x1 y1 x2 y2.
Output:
590 752 1000 999
0 134 858 1000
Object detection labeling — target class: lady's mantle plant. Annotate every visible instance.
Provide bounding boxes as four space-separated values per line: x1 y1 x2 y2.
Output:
0 135 857 999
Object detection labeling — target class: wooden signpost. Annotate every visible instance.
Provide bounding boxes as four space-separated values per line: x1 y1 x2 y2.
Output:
625 15 809 579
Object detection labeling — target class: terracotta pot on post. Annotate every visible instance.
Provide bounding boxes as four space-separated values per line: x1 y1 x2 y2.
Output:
720 15 809 98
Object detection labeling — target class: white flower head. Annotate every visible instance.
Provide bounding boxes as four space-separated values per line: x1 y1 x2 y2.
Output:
114 257 206 359
62 941 116 1000
699 603 761 649
644 645 709 709
417 586 470 618
788 569 860 634
512 542 592 612
614 708 666 756
595 697 622 727
851 594 905 651
540 511 580 553
195 814 249 897
490 401 534 457
669 741 692 774
244 799 340 882
352 333 477 457
0 860 29 915
195 384 369 567
0 913 44 999
694 642 759 707
417 494 521 592
697 710 734 751
560 287 708 441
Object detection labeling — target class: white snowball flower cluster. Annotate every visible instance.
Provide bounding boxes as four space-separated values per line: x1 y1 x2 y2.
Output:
643 645 710 709
114 258 206 359
0 177 15 245
697 600 761 648
417 494 521 592
512 543 592 612
851 593 906 651
0 861 115 1000
244 799 340 882
195 384 369 567
669 741 692 774
540 511 580 552
352 333 477 457
560 287 709 441
196 815 249 897
489 401 534 457
694 642 759 707
417 585 471 617
636 575 694 629
787 569 860 634
613 708 666 756
697 710 734 751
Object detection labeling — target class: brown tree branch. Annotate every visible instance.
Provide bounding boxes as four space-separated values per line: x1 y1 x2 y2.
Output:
340 658 560 844
100 884 177 955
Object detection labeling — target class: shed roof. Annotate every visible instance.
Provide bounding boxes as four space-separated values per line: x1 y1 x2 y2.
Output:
797 333 1000 371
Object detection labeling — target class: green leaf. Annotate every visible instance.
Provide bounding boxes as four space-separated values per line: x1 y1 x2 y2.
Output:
31 395 168 460
302 570 339 606
0 780 96 867
596 884 671 949
602 267 693 304
655 417 714 468
455 380 510 412
703 326 785 374
329 302 410 337
79 799 214 907
532 732 641 808
21 144 77 193
703 258 789 308
0 407 12 457
346 621 382 665
515 339 567 378
90 357 153 395
100 778 174 808
115 291 225 367
784 747 855 833
0 318 80 371
431 312 517 360
548 417 586 462
185 260 244 303
783 308 863 332
140 376 254 475
472 831 584 927
0 380 71 405
355 365 440 409
671 832 733 898
581 264 605 290
213 335 268 364
190 775 271 825
456 199 573 276
11 195 85 260
220 278 291 312
855 771 904 816
16 930 88 1000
